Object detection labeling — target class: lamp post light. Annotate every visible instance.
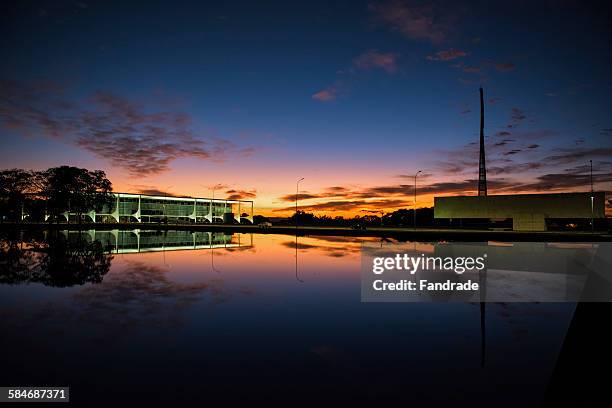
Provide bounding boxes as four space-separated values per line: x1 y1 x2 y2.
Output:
209 183 223 224
212 185 217 224
163 185 173 224
296 177 304 230
414 170 422 230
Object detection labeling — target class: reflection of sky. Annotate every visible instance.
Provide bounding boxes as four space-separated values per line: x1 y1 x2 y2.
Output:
0 233 576 403
1 1 611 216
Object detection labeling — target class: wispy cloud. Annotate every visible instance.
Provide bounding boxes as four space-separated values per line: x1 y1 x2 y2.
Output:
0 80 254 176
426 49 469 61
509 107 527 127
128 185 178 196
493 61 516 72
354 50 399 73
312 86 338 102
225 189 257 200
313 50 398 102
369 0 453 44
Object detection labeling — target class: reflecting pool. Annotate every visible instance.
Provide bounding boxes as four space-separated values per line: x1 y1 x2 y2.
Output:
0 230 576 404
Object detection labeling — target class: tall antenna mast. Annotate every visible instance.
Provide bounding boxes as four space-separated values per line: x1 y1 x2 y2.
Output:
478 87 488 196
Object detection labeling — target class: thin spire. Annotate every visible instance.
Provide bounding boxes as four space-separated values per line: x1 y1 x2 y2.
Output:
478 87 487 196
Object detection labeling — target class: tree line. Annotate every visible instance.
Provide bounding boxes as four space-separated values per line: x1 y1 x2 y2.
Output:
0 166 113 223
256 208 436 227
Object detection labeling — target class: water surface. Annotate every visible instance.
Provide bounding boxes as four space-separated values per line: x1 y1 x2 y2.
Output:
0 230 574 404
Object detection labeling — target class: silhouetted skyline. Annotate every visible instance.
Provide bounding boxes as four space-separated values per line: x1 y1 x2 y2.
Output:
1 0 611 216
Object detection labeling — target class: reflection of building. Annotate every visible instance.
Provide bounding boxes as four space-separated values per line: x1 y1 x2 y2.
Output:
60 192 254 224
434 192 606 231
62 229 253 253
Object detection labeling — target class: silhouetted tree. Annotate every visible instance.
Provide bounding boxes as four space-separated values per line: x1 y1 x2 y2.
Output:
289 210 316 225
253 215 270 224
0 169 43 223
41 166 113 224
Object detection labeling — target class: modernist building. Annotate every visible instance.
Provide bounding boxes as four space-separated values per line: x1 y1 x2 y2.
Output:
433 88 607 232
434 192 606 231
60 193 254 224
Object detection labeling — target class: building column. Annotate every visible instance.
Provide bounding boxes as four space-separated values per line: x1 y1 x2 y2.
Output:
191 198 197 222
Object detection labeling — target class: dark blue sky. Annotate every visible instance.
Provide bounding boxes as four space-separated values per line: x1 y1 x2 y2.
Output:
1 0 611 214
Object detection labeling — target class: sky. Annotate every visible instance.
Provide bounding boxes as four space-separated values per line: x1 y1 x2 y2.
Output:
1 0 611 216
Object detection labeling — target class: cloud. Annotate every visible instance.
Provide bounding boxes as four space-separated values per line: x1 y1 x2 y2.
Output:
493 61 516 72
312 86 338 102
461 65 482 74
369 0 452 43
314 49 398 103
496 131 512 137
426 49 469 61
510 107 527 126
273 139 612 213
543 147 612 165
129 185 177 196
0 80 254 176
277 178 515 211
451 61 484 74
279 193 323 202
354 50 399 73
277 198 414 212
510 172 612 191
487 162 543 176
225 189 257 200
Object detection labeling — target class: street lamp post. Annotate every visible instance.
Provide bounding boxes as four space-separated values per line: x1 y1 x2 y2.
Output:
208 183 222 224
414 170 422 230
296 177 304 229
212 185 216 224
163 185 173 224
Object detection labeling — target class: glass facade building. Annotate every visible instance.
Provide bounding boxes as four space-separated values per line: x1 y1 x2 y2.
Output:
63 193 254 224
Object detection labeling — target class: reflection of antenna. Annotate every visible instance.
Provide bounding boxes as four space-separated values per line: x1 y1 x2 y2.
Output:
479 266 487 368
295 234 304 283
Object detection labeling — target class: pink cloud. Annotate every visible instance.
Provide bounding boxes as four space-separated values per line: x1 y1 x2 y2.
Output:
369 0 452 44
312 87 337 102
426 49 469 61
354 50 398 73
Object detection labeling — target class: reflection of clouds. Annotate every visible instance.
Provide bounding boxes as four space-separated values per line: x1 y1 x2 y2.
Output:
1 259 251 341
72 260 229 324
281 239 361 258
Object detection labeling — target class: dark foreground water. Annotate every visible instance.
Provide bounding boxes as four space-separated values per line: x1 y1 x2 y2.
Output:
0 230 579 405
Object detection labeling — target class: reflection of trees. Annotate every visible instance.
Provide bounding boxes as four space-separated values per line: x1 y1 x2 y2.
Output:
0 232 113 287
